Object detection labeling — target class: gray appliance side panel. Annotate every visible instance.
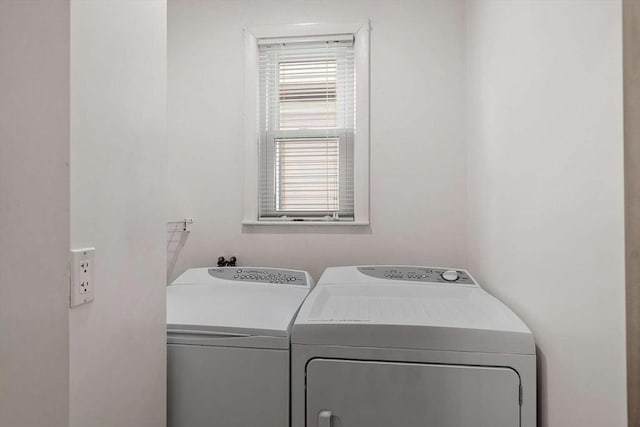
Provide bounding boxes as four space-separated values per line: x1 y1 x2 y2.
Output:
168 344 288 427
306 359 520 427
291 344 536 427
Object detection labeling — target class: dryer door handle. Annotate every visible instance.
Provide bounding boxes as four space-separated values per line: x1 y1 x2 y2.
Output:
318 410 332 427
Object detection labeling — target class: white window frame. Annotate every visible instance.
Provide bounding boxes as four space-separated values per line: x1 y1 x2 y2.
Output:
242 22 370 226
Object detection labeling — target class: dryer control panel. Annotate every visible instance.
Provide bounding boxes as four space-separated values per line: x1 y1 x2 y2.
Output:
357 266 475 285
208 267 308 286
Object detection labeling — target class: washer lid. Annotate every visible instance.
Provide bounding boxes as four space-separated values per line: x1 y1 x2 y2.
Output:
167 281 310 343
292 268 534 355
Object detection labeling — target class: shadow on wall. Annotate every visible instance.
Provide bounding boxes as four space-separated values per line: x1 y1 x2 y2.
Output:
537 345 548 427
167 230 190 283
240 224 373 235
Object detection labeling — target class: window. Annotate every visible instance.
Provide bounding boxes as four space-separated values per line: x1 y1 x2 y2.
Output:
243 23 370 225
259 36 354 220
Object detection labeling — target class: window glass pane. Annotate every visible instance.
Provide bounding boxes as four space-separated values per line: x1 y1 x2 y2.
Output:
275 137 339 212
279 60 337 129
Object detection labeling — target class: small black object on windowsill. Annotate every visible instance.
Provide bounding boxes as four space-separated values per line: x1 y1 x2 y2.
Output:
217 256 238 267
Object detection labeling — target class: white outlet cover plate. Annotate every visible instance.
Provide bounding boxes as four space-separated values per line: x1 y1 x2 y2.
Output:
70 247 95 307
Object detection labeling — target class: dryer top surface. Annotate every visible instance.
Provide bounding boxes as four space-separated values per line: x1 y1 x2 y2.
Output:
292 266 534 354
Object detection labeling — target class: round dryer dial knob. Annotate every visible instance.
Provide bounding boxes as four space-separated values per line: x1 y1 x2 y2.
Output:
442 270 459 282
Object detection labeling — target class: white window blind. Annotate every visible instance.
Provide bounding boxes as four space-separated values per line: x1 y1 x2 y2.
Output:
258 36 355 221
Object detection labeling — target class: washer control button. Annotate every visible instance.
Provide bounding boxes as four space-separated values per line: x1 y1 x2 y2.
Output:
442 270 459 282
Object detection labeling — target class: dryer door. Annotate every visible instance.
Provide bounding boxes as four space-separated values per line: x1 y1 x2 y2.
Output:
306 359 520 427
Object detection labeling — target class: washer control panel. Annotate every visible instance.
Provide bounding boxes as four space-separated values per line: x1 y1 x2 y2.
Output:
207 267 308 286
357 266 475 285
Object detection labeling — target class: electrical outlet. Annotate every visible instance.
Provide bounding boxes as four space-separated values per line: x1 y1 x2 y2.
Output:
70 247 95 307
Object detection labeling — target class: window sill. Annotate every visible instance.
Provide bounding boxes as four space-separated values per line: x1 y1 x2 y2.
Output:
242 220 370 226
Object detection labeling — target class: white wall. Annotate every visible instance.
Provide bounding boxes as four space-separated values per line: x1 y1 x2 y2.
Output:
466 1 626 426
69 1 167 426
169 1 629 425
168 0 468 281
0 2 70 427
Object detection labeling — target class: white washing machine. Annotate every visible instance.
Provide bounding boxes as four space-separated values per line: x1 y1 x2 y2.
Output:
291 266 536 427
167 267 313 427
